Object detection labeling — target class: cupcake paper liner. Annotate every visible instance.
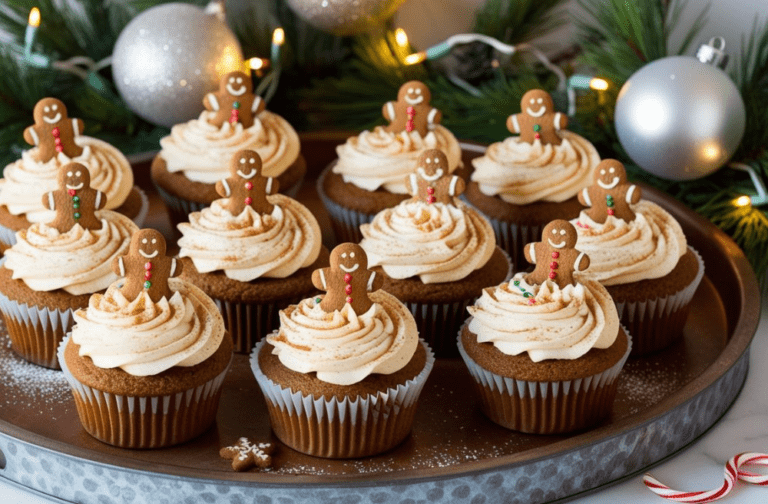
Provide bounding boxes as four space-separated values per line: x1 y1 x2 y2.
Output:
0 223 17 252
316 165 376 245
457 324 632 434
58 334 231 449
612 246 705 356
250 339 435 458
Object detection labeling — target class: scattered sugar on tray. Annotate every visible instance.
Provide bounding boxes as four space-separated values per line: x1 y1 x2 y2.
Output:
0 334 70 406
619 361 682 414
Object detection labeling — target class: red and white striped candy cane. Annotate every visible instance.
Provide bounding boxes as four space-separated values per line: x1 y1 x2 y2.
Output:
734 452 768 486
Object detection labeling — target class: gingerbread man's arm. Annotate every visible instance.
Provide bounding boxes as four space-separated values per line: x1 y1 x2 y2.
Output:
203 93 220 112
427 108 442 127
382 101 396 123
524 242 538 265
251 96 265 115
578 186 598 208
73 118 84 136
42 191 56 211
625 184 641 205
574 250 590 273
448 176 465 198
366 270 384 293
215 178 233 199
406 173 419 197
554 113 568 131
265 177 279 195
169 257 183 278
94 190 106 211
506 113 522 135
23 125 41 147
311 267 331 292
111 255 127 278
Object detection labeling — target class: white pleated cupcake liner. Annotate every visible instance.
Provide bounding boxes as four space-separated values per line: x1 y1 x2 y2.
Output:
132 186 150 228
316 165 376 245
0 222 17 250
58 334 232 448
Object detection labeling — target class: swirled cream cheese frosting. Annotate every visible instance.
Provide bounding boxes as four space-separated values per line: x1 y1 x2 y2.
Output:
468 274 619 361
0 137 134 222
160 110 300 183
70 278 225 376
333 126 462 194
359 200 496 283
470 130 600 205
177 194 321 281
571 200 686 286
267 290 418 385
3 211 137 295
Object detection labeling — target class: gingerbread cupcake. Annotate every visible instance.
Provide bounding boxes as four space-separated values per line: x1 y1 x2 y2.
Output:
464 89 601 270
0 163 138 368
151 71 305 228
458 220 632 434
0 98 148 251
571 159 704 356
59 229 232 448
177 150 328 353
358 150 510 357
317 80 462 243
250 243 434 458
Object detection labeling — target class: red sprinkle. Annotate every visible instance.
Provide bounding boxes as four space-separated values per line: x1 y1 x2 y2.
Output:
345 285 352 295
51 127 60 137
245 181 253 190
346 296 353 304
534 133 541 139
548 271 557 279
550 262 558 270
144 272 152 280
344 273 352 284
551 251 560 259
427 196 436 204
427 187 435 195
54 137 62 145
607 208 615 215
144 262 152 271
55 145 64 153
244 197 253 205
67 189 76 196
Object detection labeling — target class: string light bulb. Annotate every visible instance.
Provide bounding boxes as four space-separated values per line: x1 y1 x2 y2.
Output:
248 57 267 70
28 7 40 27
395 28 408 48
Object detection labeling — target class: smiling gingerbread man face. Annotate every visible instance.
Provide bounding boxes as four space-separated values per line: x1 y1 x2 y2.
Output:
383 80 442 136
203 71 263 129
578 159 641 223
521 90 554 119
543 220 577 250
59 164 91 191
593 159 627 190
523 220 589 289
312 243 383 314
113 229 181 302
33 98 67 126
24 97 84 162
417 149 446 180
233 150 262 179
506 89 567 146
407 149 464 205
398 81 432 106
132 229 166 259
331 244 366 273
222 71 253 97
215 149 277 215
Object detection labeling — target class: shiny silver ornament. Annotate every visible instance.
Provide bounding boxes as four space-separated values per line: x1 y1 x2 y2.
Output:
286 0 407 36
112 3 244 128
614 38 746 181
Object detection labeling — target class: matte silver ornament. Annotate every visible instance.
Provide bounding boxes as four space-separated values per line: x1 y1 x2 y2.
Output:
614 42 746 181
286 0 407 36
112 3 244 128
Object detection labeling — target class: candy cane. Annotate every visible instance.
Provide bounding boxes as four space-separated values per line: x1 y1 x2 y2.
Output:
643 453 768 502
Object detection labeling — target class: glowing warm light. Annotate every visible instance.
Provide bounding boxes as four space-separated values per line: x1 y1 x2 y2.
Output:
28 7 40 27
395 28 408 47
589 78 609 91
735 195 752 207
701 143 721 161
405 52 426 65
248 57 267 70
272 28 285 46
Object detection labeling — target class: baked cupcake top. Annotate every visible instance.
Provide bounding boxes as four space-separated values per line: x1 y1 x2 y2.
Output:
470 89 600 205
159 73 299 184
332 81 461 194
267 243 419 385
0 98 133 222
177 150 321 281
360 150 495 283
572 160 686 286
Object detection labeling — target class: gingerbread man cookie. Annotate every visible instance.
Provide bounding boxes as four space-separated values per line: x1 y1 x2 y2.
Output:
42 163 105 233
215 150 278 215
220 438 275 472
203 71 264 129
112 229 182 303
311 243 384 314
406 149 464 205
578 159 641 223
382 80 442 137
506 89 567 146
23 98 84 162
524 220 589 289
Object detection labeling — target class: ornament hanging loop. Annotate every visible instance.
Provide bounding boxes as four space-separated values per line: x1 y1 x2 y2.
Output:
696 37 729 69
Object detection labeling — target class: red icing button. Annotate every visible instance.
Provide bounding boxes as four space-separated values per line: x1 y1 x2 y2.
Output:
67 189 76 196
245 182 253 190
427 187 435 195
244 197 253 205
607 208 615 215
534 133 541 139
51 127 60 137
54 137 62 145
346 296 353 304
427 196 436 204
548 271 557 279
551 251 560 259
406 106 415 114
550 262 558 270
145 262 152 270
55 145 64 153
144 272 152 280
344 273 352 284
345 285 353 295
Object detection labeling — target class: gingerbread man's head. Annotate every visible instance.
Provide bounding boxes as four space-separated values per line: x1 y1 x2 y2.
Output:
542 220 578 250
220 71 253 98
521 89 555 120
593 159 628 190
230 149 262 179
33 98 69 126
397 81 432 107
416 149 448 180
58 162 91 191
130 229 167 260
330 243 368 274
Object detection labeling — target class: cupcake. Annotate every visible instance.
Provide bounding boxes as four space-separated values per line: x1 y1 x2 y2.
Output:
359 150 510 357
177 149 329 353
59 229 232 448
317 80 462 243
458 220 632 434
464 89 601 270
0 163 138 368
0 98 148 251
571 159 704 356
151 71 305 228
250 243 434 458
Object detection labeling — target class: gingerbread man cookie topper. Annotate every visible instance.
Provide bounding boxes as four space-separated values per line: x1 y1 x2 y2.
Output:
311 243 384 314
215 149 278 215
112 229 182 303
523 220 589 289
506 89 568 146
382 80 442 137
220 438 275 472
24 98 84 162
203 71 264 129
578 159 641 224
406 149 465 205
42 163 105 233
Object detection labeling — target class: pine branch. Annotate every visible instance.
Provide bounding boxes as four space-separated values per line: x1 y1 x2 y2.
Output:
473 0 567 44
732 16 768 161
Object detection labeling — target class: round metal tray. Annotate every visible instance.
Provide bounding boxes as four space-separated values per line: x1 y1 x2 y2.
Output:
0 137 760 504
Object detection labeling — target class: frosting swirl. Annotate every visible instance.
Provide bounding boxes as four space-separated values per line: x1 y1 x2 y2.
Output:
0 136 134 222
177 194 322 281
333 125 462 194
360 200 496 283
468 274 619 361
3 211 137 295
71 278 225 376
160 110 300 183
470 130 600 204
267 291 418 385
571 200 686 285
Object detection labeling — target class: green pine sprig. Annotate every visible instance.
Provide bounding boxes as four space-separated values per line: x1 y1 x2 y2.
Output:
473 0 567 44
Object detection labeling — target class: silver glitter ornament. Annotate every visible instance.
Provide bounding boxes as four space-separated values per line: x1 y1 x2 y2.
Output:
112 3 244 128
286 0 407 36
614 38 746 181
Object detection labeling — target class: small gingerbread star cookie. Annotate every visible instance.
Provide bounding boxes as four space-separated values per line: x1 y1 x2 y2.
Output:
214 149 278 215
220 438 275 472
524 220 589 289
406 149 464 205
42 163 106 233
382 80 442 137
203 71 264 129
506 89 567 146
578 159 641 223
311 243 384 314
111 229 182 302
23 98 84 162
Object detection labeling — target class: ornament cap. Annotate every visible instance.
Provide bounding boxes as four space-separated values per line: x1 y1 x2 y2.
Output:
696 37 729 70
